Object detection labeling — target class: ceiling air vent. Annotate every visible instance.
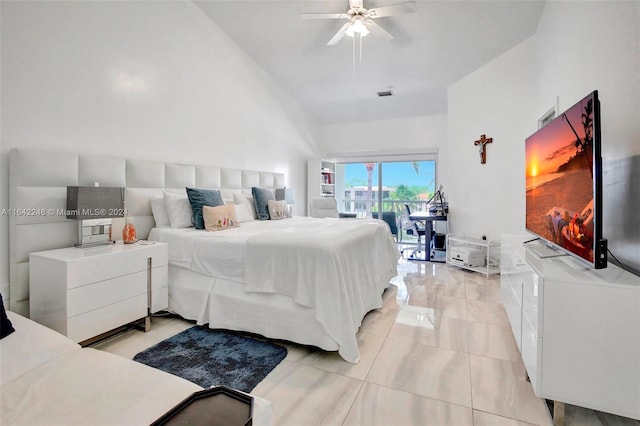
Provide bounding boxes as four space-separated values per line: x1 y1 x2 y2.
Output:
377 90 394 97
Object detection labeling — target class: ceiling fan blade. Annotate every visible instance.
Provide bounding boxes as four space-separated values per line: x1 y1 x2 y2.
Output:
368 1 417 18
301 13 349 20
349 0 364 9
327 22 351 46
368 20 394 41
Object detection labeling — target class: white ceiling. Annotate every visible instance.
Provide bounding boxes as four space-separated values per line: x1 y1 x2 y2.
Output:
194 0 545 124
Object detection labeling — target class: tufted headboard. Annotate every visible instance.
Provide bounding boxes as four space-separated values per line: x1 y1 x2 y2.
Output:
8 148 285 316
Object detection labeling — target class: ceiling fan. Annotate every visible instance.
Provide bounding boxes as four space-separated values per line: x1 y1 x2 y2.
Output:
301 0 417 46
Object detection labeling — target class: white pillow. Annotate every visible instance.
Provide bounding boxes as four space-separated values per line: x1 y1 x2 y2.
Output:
233 193 257 220
149 197 170 227
234 203 254 223
163 190 193 228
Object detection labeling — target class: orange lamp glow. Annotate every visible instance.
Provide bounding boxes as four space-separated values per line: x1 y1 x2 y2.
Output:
122 221 137 244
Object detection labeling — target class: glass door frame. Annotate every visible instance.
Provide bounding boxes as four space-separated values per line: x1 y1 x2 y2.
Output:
333 152 439 220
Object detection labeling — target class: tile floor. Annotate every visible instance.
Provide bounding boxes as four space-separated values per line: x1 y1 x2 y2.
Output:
95 258 640 426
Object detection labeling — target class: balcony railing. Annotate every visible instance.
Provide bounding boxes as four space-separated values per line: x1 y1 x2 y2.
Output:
338 198 430 243
340 198 427 216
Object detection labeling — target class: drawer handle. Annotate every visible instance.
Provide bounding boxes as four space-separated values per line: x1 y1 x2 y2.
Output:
147 257 152 315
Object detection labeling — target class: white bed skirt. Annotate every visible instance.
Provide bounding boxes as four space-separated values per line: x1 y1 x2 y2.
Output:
168 265 395 361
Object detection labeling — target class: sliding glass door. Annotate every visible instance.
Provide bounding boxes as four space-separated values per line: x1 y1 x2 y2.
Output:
381 159 435 211
336 160 436 238
338 162 379 218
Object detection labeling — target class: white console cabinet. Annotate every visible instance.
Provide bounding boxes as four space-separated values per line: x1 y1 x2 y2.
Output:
30 242 168 344
501 235 640 420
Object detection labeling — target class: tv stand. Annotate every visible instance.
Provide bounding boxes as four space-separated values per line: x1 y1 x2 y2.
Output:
501 235 640 422
522 238 568 259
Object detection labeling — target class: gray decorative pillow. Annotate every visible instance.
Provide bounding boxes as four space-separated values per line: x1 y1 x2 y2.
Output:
251 187 275 221
186 187 225 230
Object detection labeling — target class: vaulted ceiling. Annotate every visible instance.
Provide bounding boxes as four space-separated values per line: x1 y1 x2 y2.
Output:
195 1 545 124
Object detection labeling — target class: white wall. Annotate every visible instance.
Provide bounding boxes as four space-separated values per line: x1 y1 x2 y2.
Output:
447 37 537 240
446 1 639 274
535 1 640 273
0 1 321 294
536 1 639 159
320 114 448 184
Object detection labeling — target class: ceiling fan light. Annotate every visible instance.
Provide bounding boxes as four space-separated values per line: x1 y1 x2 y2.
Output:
345 25 355 38
346 17 369 38
359 23 370 36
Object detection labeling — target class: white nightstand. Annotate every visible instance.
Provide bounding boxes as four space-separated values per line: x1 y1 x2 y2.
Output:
29 241 169 344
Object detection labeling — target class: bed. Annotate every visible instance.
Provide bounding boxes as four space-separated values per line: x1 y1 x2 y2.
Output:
8 148 399 364
0 310 272 426
149 216 399 363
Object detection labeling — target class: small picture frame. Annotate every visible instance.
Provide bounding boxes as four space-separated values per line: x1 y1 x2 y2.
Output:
538 96 559 129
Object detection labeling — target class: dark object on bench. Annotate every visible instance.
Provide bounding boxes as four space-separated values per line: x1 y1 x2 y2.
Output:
373 211 398 237
339 213 357 218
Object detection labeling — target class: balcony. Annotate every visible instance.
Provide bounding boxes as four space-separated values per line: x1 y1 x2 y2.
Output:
338 198 431 243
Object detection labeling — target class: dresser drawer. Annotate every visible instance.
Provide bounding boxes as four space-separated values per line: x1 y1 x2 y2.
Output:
66 245 168 289
67 264 167 317
67 271 147 317
67 294 147 343
30 242 169 343
521 318 541 394
522 272 541 337
501 276 522 350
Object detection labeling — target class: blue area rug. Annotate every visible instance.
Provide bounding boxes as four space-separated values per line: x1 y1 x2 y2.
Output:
133 326 287 392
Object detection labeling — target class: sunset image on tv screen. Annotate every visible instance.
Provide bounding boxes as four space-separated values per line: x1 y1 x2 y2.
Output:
525 92 596 263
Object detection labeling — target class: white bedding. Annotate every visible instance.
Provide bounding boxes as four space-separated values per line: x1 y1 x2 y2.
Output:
149 223 253 282
149 217 400 362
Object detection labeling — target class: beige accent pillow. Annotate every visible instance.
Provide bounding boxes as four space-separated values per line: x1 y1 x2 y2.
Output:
267 200 287 220
203 204 240 231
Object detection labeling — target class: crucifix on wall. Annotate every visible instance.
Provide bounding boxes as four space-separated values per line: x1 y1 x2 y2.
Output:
474 134 493 164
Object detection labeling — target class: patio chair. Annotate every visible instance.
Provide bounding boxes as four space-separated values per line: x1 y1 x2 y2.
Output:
372 211 398 240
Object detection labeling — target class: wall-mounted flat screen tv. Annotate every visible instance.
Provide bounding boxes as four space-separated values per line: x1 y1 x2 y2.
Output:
525 90 607 268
